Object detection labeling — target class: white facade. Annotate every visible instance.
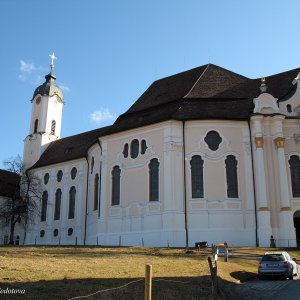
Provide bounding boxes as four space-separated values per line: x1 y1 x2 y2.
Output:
22 65 300 247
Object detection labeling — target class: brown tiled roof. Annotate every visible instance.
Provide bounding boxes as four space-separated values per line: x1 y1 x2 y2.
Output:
31 126 112 169
31 64 300 169
0 169 20 198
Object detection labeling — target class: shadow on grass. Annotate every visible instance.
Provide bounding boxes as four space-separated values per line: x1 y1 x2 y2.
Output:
229 271 257 282
0 276 212 300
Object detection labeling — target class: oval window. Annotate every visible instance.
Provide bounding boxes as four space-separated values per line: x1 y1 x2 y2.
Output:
53 229 59 237
68 228 73 236
40 230 45 238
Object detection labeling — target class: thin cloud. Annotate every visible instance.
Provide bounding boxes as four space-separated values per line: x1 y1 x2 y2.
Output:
58 83 70 92
90 108 116 124
18 59 48 83
20 60 36 73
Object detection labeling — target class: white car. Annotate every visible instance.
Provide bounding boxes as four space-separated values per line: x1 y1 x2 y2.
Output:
258 251 298 280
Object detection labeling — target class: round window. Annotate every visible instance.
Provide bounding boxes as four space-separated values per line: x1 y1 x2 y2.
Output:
44 173 49 185
57 170 63 182
71 167 77 180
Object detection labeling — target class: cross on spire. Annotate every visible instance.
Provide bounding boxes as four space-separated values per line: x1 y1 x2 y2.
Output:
49 52 57 72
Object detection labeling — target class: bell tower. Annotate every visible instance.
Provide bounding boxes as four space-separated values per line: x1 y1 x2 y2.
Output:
23 53 64 169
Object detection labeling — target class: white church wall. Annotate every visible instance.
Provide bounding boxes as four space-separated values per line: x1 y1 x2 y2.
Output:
184 120 256 246
24 158 88 245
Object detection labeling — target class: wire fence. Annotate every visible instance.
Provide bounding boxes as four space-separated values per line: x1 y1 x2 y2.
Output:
67 263 211 300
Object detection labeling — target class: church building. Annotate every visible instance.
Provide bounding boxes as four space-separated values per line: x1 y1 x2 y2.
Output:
22 57 300 247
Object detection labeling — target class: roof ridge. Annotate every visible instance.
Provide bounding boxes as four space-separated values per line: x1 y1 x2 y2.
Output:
183 64 211 98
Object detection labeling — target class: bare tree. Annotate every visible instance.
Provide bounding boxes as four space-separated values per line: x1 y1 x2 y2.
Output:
0 155 42 244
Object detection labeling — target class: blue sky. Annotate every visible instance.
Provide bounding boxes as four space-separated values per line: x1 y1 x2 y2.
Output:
1 0 300 168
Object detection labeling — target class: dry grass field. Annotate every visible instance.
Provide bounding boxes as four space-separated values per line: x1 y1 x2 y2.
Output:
0 246 212 300
0 246 298 300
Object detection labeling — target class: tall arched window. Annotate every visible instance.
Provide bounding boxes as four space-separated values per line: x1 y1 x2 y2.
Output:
34 119 38 134
94 173 99 211
54 189 62 220
111 166 121 206
289 155 300 197
41 191 48 222
149 158 159 201
68 186 76 219
225 155 239 198
51 120 56 135
190 155 204 198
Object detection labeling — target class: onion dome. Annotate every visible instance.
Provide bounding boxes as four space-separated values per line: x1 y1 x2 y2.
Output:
31 53 64 102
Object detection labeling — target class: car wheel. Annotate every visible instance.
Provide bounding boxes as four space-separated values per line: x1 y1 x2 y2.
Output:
289 273 294 280
258 275 264 280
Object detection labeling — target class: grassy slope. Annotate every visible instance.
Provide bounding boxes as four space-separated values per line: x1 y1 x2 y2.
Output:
0 246 298 299
0 247 212 300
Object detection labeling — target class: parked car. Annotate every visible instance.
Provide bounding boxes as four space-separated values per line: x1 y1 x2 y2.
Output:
258 251 298 280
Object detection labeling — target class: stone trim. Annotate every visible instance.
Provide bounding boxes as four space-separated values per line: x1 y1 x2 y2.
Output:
280 206 291 211
259 207 269 211
255 137 264 148
274 137 285 149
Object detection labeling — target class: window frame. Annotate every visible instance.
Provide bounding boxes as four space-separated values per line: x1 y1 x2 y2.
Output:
289 155 300 197
68 186 76 219
190 155 204 198
41 191 48 222
225 155 239 198
111 166 121 206
149 158 160 202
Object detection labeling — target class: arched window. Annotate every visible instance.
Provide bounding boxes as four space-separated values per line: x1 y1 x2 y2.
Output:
141 140 147 155
54 189 62 220
204 131 222 151
190 155 204 198
51 120 56 135
68 186 76 219
71 167 77 180
111 166 121 206
149 158 159 201
287 104 292 113
40 230 45 238
41 191 48 222
44 173 49 185
34 119 38 134
57 170 63 182
123 143 129 158
225 155 239 198
91 157 95 173
94 173 99 211
131 139 139 159
289 155 300 197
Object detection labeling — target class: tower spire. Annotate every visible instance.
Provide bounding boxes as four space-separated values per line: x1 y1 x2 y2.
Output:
49 52 57 73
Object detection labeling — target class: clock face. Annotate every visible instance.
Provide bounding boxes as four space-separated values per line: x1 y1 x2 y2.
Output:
36 97 41 104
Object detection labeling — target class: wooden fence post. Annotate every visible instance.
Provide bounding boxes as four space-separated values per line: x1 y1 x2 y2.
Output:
208 256 218 300
145 264 152 300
